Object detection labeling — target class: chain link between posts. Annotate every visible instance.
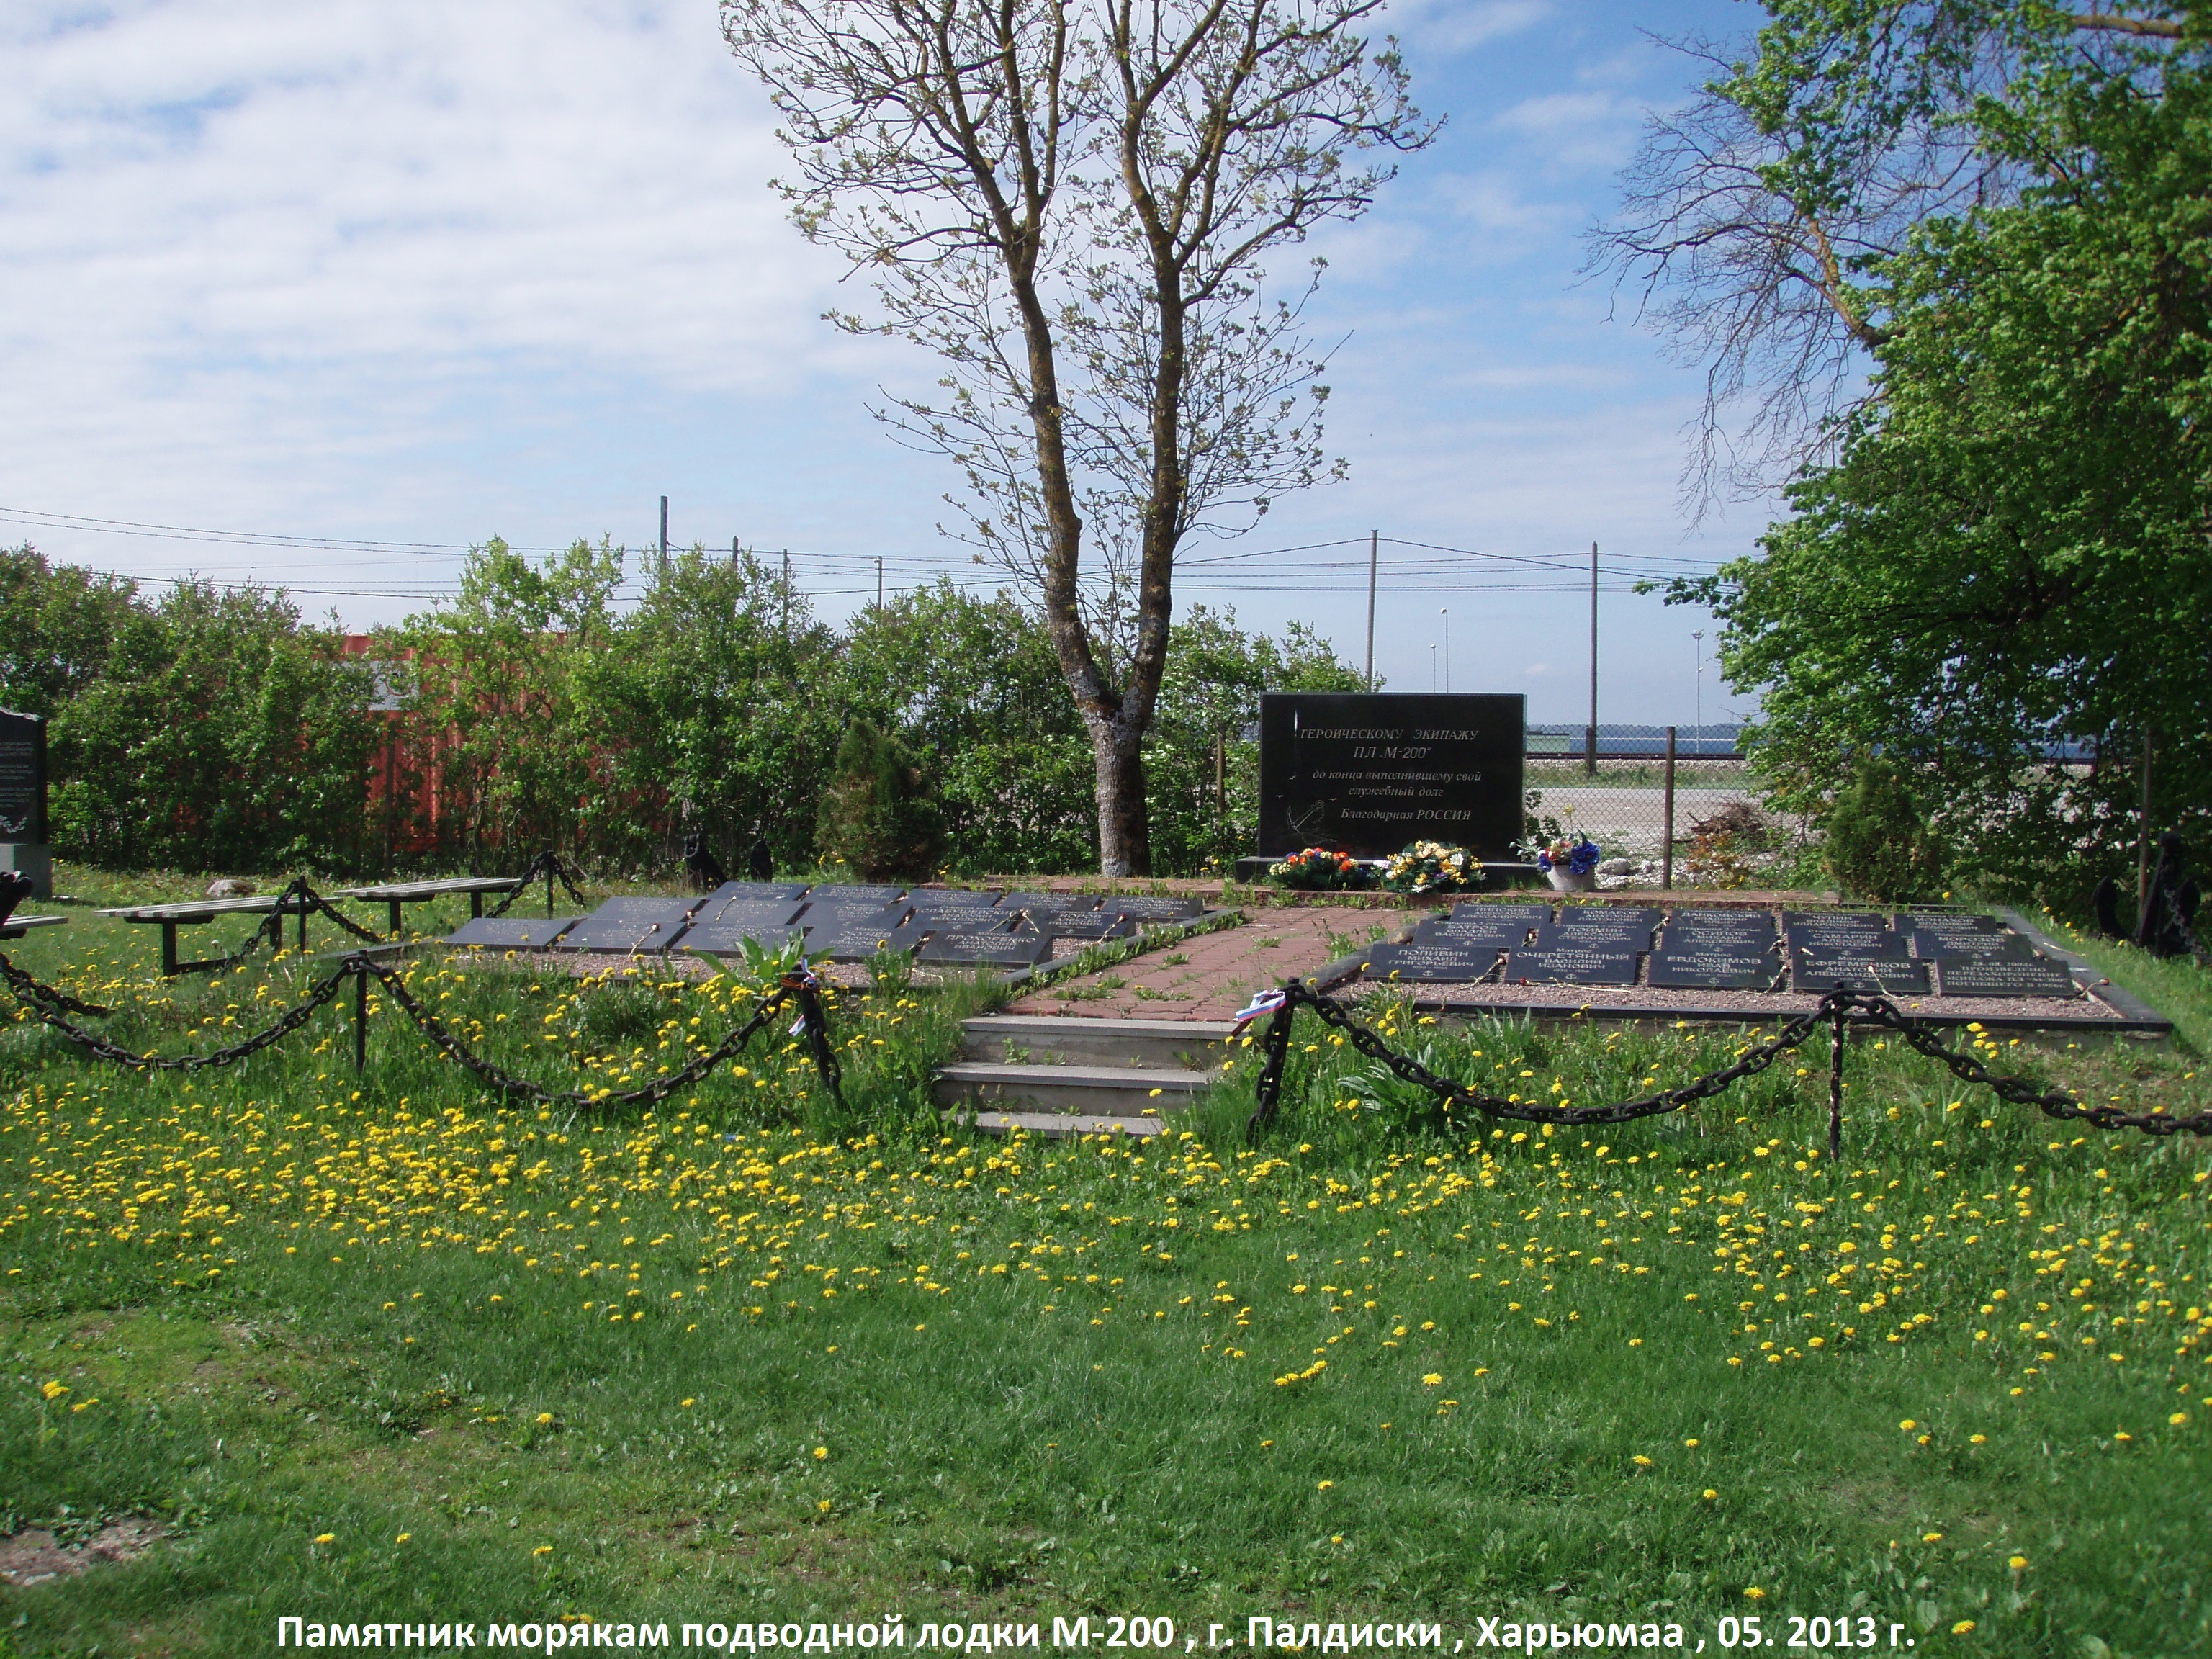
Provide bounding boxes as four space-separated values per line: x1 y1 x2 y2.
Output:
1 942 844 1110
482 851 590 920
1238 979 2212 1150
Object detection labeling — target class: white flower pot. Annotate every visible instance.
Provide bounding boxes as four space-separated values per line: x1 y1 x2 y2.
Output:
1546 867 1596 892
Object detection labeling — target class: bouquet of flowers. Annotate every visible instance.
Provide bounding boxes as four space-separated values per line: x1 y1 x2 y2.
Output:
1536 836 1601 877
1267 846 1370 890
1379 840 1484 894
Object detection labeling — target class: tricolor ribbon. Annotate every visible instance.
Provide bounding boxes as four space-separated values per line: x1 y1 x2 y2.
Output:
1231 986 1290 1030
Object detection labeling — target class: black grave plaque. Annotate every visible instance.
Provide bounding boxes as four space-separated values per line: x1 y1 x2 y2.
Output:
1907 928 2038 961
1786 922 1907 956
1416 917 1534 947
822 920 931 962
1258 693 1524 858
1790 952 1928 994
1935 956 2078 998
558 897 702 953
700 881 811 910
1648 943 1781 990
0 710 44 843
997 893 1102 915
446 916 581 949
1533 920 1656 952
1447 902 1552 927
1897 911 1997 934
1504 945 1640 986
916 930 1053 968
805 884 907 904
1360 940 1504 982
1099 894 1204 922
1040 911 1136 942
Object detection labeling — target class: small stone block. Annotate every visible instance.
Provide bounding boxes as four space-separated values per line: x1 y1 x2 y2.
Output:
917 930 1054 967
1647 944 1781 990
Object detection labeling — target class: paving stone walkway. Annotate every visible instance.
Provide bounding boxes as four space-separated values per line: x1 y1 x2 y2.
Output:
1004 907 1393 1022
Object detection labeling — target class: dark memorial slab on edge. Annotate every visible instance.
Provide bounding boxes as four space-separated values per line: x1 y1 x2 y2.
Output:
1791 950 1929 995
446 917 582 949
1898 910 1998 934
681 914 814 954
698 881 811 912
916 930 1053 968
1447 902 1553 927
693 897 808 931
1100 895 1204 923
1935 956 2080 998
558 898 703 953
1361 940 1505 982
1257 692 1524 859
1415 917 1534 948
1907 928 2041 961
996 893 1102 914
1648 941 1782 991
805 884 907 905
1503 945 1640 986
1040 910 1136 943
821 919 931 963
1533 920 1656 953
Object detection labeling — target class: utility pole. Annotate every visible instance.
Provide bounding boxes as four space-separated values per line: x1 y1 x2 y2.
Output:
876 556 884 610
1661 725 1678 890
781 549 791 644
731 535 739 568
660 495 670 571
1585 541 1599 777
1440 607 1450 694
1364 529 1378 693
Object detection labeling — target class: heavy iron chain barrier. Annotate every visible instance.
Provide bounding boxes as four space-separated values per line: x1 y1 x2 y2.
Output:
1238 979 2212 1154
483 851 590 921
0 945 845 1110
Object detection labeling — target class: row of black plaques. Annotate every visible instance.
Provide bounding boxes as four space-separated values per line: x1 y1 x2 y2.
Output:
444 881 1204 967
1358 903 2080 997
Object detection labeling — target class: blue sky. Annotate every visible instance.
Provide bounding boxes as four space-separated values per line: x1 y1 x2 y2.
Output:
0 0 1767 727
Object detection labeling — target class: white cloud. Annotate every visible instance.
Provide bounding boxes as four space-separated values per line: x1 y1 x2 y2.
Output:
1395 0 1555 55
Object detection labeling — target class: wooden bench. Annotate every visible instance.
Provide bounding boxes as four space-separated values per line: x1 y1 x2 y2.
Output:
0 913 66 942
331 876 524 940
97 894 309 975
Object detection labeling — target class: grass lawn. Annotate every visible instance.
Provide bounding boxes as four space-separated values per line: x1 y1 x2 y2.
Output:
2 889 2210 1658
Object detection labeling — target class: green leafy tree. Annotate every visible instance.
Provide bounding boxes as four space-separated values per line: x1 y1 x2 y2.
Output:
0 546 140 719
1824 756 1939 900
583 547 843 874
393 538 624 871
817 719 944 881
1617 1 2212 898
836 583 1095 875
1145 606 1364 875
50 580 377 871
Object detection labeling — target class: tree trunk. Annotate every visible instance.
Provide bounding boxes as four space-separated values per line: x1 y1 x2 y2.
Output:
1089 713 1151 877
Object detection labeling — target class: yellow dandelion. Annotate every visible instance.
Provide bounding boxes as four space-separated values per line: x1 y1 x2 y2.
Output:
2008 1555 2028 1571
1923 1532 1943 1543
535 1412 554 1426
814 1446 828 1460
313 1533 336 1545
395 1533 412 1544
1743 1587 1765 1601
1421 1372 1443 1386
1632 1455 1653 1467
533 1545 553 1557
1701 1489 1718 1501
1950 1622 1974 1636
1316 1480 1333 1490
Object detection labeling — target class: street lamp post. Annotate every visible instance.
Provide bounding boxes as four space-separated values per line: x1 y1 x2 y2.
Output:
1692 631 1704 747
1440 608 1450 694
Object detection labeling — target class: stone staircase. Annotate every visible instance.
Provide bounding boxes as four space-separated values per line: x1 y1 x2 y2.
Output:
933 1014 1239 1138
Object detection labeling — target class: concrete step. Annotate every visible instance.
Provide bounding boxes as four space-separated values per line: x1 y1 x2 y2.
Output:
932 1061 1213 1117
958 1110 1167 1140
960 1014 1238 1071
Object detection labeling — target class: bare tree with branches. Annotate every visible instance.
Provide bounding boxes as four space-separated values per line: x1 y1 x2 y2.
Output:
1587 3 2188 517
723 0 1433 874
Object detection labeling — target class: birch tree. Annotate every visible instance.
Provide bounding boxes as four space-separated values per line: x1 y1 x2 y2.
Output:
723 0 1431 873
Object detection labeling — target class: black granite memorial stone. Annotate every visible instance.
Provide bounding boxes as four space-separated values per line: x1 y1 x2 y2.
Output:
1790 951 1928 994
1897 911 1998 934
1361 940 1505 982
1786 922 1907 956
695 896 809 930
1934 956 2077 997
822 919 931 962
0 711 44 843
1258 692 1525 858
681 910 815 953
916 930 1053 968
1039 910 1137 943
1906 928 2039 961
1446 902 1552 927
701 881 811 910
446 917 582 949
1648 942 1782 990
1534 918 1656 951
1415 916 1534 948
806 884 907 905
1504 945 1640 986
558 898 703 953
1098 895 1204 922
997 893 1102 914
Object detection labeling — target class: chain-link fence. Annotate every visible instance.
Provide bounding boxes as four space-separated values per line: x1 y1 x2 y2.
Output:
1523 725 1802 888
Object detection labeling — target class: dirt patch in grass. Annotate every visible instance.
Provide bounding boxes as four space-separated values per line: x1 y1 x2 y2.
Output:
0 1518 166 1588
